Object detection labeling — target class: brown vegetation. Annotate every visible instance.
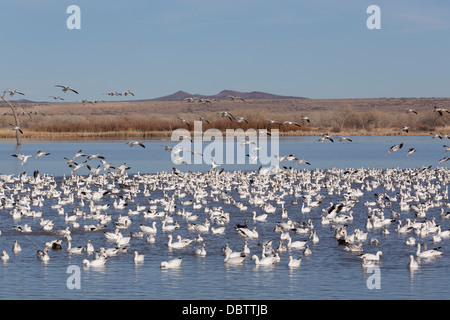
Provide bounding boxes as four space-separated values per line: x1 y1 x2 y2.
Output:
0 97 449 139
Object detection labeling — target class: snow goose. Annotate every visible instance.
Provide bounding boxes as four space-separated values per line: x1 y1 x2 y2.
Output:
11 153 31 165
146 234 156 243
279 230 291 241
273 250 281 263
115 234 131 247
252 211 268 222
140 222 157 234
12 224 32 233
288 256 301 268
303 245 312 256
82 256 106 267
241 241 251 255
432 234 442 243
211 226 226 235
160 257 182 268
237 226 259 239
194 234 204 242
104 227 121 240
309 230 319 244
37 249 50 262
194 244 207 257
437 226 450 239
408 255 419 271
405 237 416 246
55 84 78 94
12 240 22 253
43 222 54 232
416 243 442 259
293 220 313 234
224 251 246 265
161 220 180 232
286 236 307 250
67 241 84 254
343 243 364 253
167 235 189 249
133 250 145 263
130 231 144 238
97 247 118 257
176 235 193 246
359 251 382 261
65 212 78 223
333 212 353 224
301 202 311 214
251 254 274 266
1 251 9 262
85 240 95 254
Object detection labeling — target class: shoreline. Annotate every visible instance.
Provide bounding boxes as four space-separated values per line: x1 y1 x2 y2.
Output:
0 127 446 141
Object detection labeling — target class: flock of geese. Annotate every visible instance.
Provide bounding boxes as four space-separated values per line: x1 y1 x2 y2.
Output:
3 86 134 104
1 90 450 292
0 140 449 278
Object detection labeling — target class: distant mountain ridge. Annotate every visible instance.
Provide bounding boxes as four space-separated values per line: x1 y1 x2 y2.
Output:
149 90 308 101
0 90 307 103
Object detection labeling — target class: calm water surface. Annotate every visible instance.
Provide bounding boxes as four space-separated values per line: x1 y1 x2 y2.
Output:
0 136 448 300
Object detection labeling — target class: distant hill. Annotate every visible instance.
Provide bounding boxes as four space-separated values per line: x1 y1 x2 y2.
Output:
149 89 308 101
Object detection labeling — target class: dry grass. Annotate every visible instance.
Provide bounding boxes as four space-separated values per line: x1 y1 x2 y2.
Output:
0 97 449 139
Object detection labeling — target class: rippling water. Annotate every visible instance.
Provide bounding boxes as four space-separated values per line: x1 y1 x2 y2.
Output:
0 136 449 300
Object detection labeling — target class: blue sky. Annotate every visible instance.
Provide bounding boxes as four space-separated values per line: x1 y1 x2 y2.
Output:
1 0 449 102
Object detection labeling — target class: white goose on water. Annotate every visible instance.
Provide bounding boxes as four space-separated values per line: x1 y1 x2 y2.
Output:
224 251 246 264
115 234 131 247
104 228 122 241
303 245 312 256
405 237 416 246
67 241 84 254
236 226 259 239
12 240 22 253
408 255 419 271
85 240 95 254
343 243 364 253
359 251 382 261
140 222 157 234
161 220 180 232
82 255 107 267
133 250 145 263
241 241 251 255
167 235 189 249
1 251 9 262
288 256 301 268
211 226 226 234
309 230 319 244
285 235 307 250
160 257 182 268
37 248 50 262
252 211 268 222
251 254 274 266
194 244 207 257
416 243 442 259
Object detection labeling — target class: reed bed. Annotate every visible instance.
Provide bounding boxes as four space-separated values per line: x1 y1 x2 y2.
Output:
0 100 448 140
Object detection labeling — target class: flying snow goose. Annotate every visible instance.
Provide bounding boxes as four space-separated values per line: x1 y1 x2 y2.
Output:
55 84 78 94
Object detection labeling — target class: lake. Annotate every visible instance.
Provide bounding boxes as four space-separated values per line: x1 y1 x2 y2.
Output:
0 135 449 301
